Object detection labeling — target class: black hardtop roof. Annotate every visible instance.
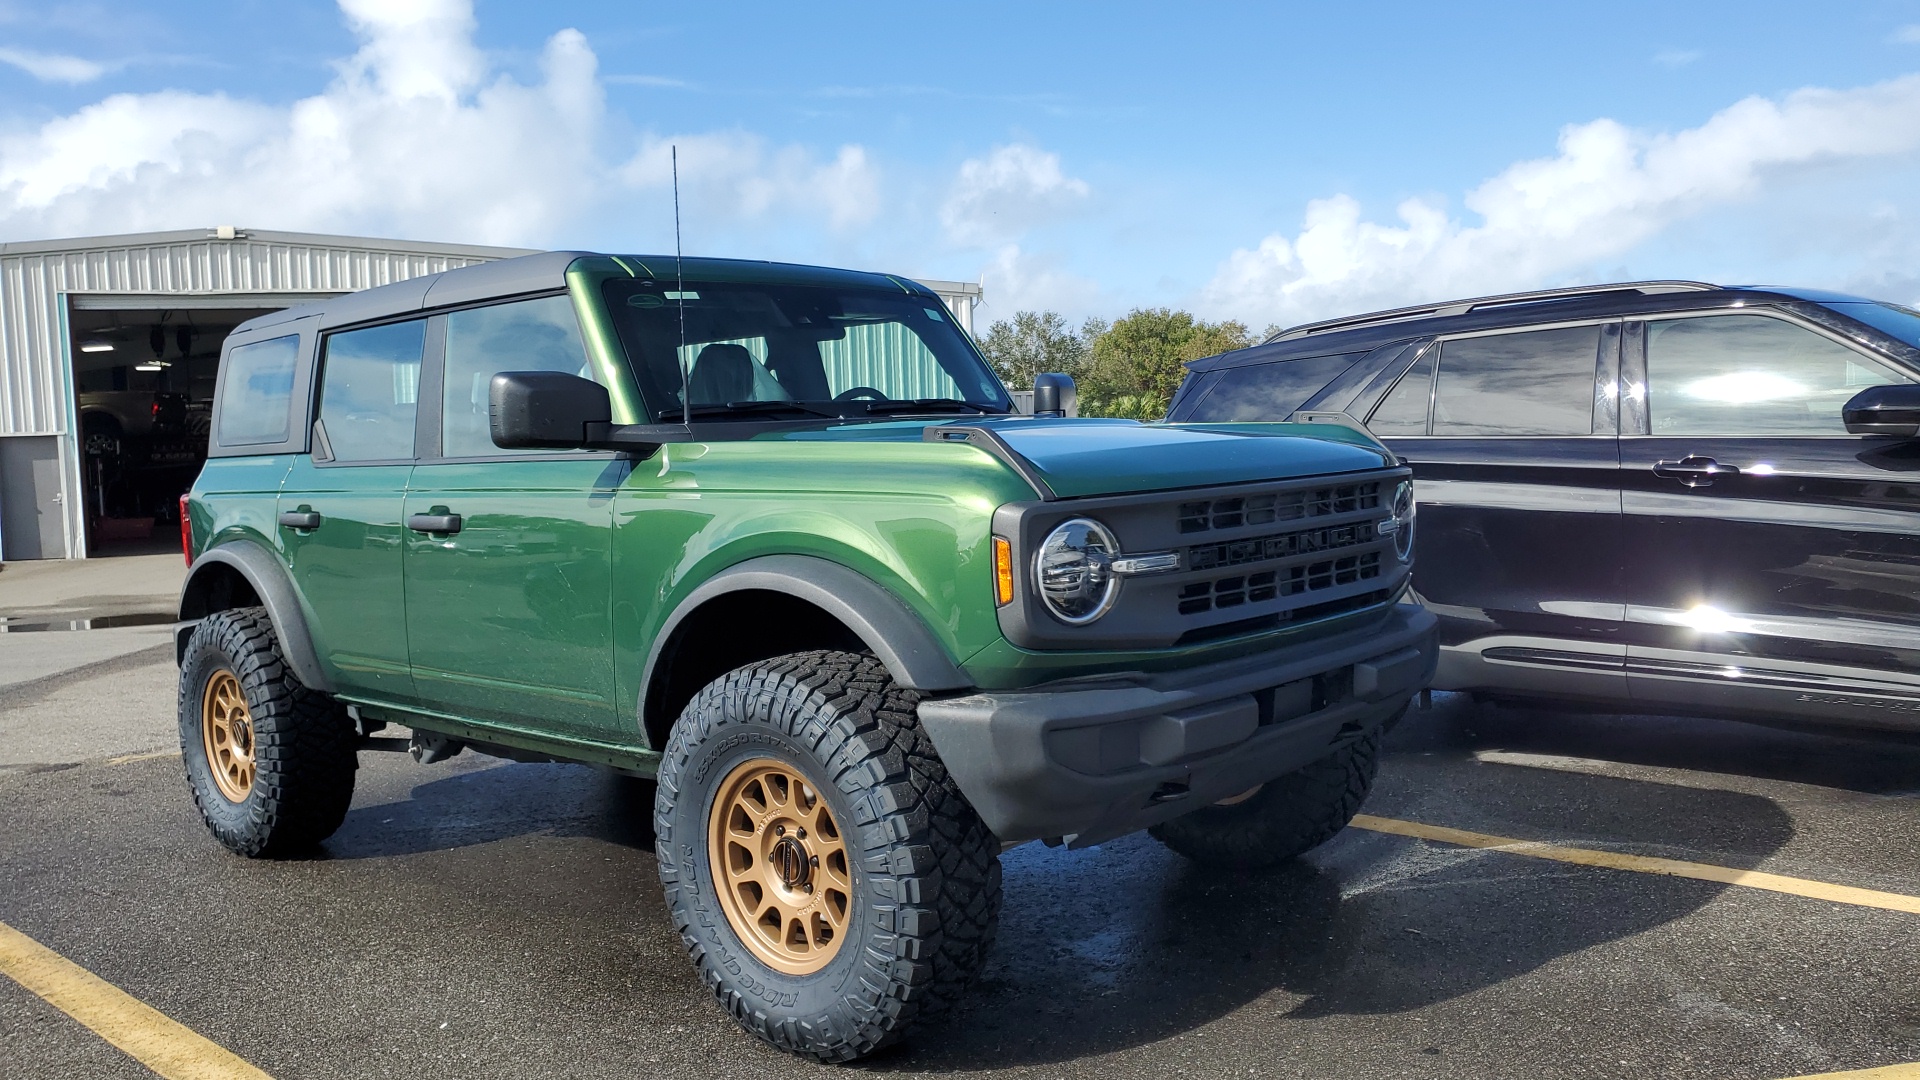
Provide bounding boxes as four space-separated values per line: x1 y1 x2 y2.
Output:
229 251 930 338
1184 281 1884 374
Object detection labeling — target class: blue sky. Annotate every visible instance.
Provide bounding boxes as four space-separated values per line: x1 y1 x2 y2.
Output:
4 1 1920 328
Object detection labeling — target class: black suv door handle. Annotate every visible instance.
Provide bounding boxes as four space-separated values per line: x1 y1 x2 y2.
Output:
278 510 322 530
406 513 462 535
1652 456 1741 488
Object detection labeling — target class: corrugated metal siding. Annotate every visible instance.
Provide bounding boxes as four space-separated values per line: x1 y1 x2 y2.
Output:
1 235 499 436
820 323 963 399
676 324 965 402
0 230 522 557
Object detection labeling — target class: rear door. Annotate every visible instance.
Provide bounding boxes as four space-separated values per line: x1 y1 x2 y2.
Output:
401 294 625 743
279 318 425 703
1619 310 1920 728
1363 321 1627 700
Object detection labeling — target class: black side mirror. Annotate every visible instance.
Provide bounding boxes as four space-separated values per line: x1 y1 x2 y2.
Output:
489 371 612 450
1033 372 1077 418
1843 383 1920 438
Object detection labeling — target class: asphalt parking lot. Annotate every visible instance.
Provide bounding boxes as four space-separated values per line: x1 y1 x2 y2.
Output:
3 557 1918 1080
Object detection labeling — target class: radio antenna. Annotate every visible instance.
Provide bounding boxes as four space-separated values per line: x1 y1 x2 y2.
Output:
673 144 690 425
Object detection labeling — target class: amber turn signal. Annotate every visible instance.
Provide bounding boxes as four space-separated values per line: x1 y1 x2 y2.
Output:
992 536 1014 606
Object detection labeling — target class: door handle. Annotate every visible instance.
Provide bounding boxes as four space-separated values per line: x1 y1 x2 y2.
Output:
406 513 462 535
1652 456 1740 488
278 510 322 530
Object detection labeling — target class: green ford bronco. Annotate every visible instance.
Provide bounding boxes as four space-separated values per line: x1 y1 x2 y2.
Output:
175 251 1435 1061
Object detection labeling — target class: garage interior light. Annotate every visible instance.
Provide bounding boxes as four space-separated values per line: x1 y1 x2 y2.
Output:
133 363 163 372
80 341 114 353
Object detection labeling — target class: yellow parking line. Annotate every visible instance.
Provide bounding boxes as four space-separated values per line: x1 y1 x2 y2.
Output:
1783 1063 1920 1078
1348 815 1920 916
0 918 273 1080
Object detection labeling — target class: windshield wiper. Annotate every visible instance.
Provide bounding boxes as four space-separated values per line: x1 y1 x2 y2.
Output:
859 398 1004 415
670 400 846 421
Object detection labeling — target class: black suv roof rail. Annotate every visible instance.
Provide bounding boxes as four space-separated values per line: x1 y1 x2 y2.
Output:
1264 280 1722 343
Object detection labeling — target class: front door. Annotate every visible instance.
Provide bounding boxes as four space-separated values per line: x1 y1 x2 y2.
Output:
1619 309 1920 727
279 317 427 703
1365 321 1626 701
401 294 624 742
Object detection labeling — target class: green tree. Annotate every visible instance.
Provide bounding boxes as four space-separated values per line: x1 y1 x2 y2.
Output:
1079 308 1252 419
976 310 1091 391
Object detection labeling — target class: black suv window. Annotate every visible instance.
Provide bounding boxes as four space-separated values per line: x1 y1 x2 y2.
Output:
1367 347 1435 435
217 334 298 446
1191 353 1364 422
1430 325 1599 436
442 294 595 457
317 319 426 462
1644 313 1913 435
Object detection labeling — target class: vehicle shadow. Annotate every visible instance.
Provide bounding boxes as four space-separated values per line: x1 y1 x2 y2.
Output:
880 759 1796 1071
322 757 657 859
314 715 1800 1072
1402 691 1920 797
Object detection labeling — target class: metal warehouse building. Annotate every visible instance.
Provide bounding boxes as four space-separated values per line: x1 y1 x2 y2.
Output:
0 228 982 561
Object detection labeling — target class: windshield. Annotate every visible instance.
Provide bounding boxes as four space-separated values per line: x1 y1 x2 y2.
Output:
602 279 1010 422
1828 301 1920 350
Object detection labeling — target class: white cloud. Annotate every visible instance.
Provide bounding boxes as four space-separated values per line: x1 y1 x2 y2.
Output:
0 0 876 246
0 45 106 83
977 243 1104 318
941 143 1090 245
1895 25 1920 44
620 136 879 232
1201 73 1920 327
1653 49 1701 68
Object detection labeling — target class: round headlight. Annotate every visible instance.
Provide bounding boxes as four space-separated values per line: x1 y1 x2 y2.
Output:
1391 480 1415 561
1035 518 1119 624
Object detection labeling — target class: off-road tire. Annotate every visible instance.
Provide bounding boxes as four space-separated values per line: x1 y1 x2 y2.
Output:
1149 728 1380 870
654 651 1001 1062
178 606 357 857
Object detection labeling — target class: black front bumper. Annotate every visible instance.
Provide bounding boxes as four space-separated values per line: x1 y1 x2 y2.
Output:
917 603 1437 847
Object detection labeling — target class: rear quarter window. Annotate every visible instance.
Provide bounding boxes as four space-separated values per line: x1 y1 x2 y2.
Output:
1186 353 1365 421
216 334 299 446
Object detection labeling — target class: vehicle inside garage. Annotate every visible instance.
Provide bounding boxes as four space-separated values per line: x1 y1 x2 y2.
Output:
66 305 277 556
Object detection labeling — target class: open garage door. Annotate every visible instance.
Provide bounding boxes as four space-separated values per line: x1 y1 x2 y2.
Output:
64 294 335 557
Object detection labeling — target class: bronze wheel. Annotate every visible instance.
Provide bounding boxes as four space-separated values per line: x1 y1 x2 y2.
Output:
706 757 851 976
200 668 256 803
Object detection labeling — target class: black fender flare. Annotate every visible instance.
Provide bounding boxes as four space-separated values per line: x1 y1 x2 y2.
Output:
640 554 971 719
176 542 334 693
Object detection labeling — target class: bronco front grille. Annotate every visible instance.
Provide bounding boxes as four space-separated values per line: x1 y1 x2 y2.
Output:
993 466 1407 651
1177 551 1383 615
1186 520 1377 573
1177 481 1381 534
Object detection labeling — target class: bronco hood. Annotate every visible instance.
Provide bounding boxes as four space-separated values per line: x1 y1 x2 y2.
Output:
922 417 1394 499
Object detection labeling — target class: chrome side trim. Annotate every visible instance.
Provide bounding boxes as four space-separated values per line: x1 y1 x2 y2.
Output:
1624 604 1920 653
1622 490 1920 537
1417 478 1621 514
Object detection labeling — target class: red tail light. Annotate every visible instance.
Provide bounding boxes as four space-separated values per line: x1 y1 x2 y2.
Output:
179 494 193 565
152 400 161 418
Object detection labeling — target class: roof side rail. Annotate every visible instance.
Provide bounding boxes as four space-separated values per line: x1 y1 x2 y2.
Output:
1266 280 1720 343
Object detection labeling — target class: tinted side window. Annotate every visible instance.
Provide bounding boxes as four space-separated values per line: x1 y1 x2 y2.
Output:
1431 326 1599 436
1645 313 1913 435
217 335 298 446
1367 348 1434 435
1188 353 1364 422
318 320 426 462
442 294 593 457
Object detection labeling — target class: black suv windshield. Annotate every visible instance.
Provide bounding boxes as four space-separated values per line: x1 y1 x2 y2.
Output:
1828 301 1920 351
602 279 1011 422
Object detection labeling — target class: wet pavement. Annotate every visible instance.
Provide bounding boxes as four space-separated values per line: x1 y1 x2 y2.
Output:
0 554 183 689
2 617 1917 1080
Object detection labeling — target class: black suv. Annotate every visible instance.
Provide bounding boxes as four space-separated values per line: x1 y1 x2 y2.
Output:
1168 281 1920 737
